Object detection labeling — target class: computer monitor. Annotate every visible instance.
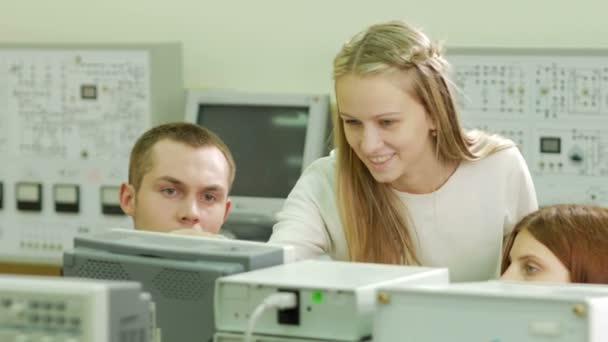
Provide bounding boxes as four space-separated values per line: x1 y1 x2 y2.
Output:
62 228 294 342
184 90 331 226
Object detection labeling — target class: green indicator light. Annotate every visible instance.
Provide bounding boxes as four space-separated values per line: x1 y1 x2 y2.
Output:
311 291 323 303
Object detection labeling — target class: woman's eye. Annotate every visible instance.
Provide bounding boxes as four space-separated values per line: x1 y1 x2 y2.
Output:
344 119 360 125
524 264 540 275
380 120 394 126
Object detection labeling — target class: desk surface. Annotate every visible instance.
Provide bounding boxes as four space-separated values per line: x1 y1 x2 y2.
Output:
0 262 61 276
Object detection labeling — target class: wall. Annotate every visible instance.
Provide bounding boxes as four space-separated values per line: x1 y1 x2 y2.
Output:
2 0 606 109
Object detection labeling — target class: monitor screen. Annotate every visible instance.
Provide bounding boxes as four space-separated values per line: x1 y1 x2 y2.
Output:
197 104 308 198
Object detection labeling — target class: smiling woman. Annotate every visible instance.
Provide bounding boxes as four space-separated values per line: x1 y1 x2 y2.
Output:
501 204 608 284
268 19 538 282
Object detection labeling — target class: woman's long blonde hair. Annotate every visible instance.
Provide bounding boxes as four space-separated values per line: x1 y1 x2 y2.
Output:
333 20 513 264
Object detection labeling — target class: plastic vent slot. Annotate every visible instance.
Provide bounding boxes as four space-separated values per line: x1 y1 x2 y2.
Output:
75 259 131 280
151 268 212 301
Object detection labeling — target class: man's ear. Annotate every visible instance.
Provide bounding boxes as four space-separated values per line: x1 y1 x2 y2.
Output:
119 183 136 217
223 198 232 222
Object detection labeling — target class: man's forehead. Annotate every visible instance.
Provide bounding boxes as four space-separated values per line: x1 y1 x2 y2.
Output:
149 175 228 192
143 140 230 185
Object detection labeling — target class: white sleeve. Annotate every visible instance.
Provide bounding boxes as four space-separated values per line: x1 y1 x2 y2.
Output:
504 147 539 236
268 162 333 262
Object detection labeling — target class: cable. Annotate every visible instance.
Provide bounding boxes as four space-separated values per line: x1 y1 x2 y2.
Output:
244 292 298 342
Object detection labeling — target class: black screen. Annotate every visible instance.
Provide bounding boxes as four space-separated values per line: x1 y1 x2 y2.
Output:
197 104 309 198
540 137 561 154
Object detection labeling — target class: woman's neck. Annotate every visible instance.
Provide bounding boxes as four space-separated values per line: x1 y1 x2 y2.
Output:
391 157 459 194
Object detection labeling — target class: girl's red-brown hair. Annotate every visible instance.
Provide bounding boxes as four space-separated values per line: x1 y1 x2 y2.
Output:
502 204 608 284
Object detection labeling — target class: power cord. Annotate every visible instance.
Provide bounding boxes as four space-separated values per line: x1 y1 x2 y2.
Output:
244 292 297 342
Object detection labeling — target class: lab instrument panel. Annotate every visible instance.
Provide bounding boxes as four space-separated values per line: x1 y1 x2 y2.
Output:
373 280 608 341
0 43 183 265
0 274 157 342
449 48 608 206
214 260 448 341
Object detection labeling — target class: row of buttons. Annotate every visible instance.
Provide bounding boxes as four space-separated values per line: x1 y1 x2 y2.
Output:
27 314 81 327
19 241 64 251
2 299 66 311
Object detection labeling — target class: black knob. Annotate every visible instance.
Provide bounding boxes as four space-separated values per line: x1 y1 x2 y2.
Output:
570 153 583 163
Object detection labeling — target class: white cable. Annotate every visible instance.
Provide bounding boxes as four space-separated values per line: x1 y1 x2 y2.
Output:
244 292 297 342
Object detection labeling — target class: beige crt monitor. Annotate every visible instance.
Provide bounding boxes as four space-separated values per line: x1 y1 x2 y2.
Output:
63 228 294 342
184 90 330 229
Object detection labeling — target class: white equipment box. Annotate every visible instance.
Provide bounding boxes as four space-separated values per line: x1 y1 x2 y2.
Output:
373 280 608 341
214 260 448 341
0 274 157 342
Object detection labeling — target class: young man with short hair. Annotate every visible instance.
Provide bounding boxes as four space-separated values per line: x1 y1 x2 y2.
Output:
119 122 235 234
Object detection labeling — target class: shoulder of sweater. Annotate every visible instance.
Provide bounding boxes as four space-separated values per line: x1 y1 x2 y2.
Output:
472 145 522 167
457 146 527 183
302 151 336 176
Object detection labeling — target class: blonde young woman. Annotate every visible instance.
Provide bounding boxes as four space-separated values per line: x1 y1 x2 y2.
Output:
268 20 538 282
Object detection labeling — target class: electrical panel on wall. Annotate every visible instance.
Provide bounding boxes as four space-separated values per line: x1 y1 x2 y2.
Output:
0 43 184 265
449 49 608 206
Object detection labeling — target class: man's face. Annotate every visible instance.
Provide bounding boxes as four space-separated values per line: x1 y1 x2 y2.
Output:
120 139 231 233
